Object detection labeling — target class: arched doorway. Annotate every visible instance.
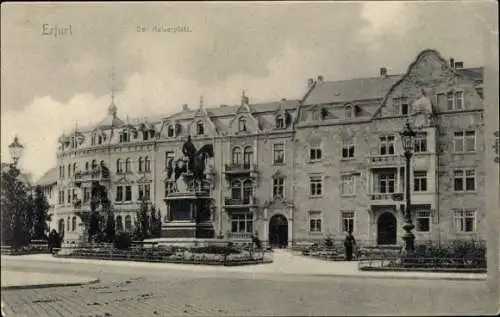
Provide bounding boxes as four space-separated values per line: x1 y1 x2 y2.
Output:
269 214 288 248
58 219 65 236
377 212 397 245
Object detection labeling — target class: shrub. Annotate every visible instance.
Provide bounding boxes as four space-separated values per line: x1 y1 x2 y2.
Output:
113 232 132 250
324 236 334 249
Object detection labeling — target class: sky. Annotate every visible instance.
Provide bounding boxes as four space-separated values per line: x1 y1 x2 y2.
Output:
1 1 496 181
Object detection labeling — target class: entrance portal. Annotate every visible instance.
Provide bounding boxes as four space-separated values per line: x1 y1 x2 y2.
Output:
269 214 288 248
377 212 397 245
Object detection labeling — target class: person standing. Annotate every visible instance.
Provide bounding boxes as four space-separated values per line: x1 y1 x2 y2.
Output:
344 229 356 261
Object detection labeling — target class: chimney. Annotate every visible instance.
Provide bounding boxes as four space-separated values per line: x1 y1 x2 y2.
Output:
449 58 455 68
182 104 189 111
220 104 228 107
380 67 388 77
307 78 314 88
317 75 324 83
454 61 464 69
281 98 287 101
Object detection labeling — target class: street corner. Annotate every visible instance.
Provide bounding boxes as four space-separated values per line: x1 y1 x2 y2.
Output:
1 270 99 290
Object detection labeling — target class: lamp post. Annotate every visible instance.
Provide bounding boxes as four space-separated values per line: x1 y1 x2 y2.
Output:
400 120 416 253
8 136 24 165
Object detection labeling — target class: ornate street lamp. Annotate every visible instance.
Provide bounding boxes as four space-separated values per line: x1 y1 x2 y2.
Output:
400 120 416 253
8 136 24 165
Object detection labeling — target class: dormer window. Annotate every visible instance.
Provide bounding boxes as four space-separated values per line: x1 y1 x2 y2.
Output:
312 109 320 121
91 134 96 146
143 130 149 141
196 121 205 135
120 129 130 143
167 125 175 138
393 97 409 115
276 115 285 129
98 134 103 145
238 118 247 132
150 130 155 139
345 105 354 120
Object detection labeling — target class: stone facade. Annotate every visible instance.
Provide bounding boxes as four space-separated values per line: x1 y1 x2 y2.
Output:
45 49 485 246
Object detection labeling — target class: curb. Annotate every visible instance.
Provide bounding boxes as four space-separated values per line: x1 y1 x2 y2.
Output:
292 273 488 281
1 278 100 291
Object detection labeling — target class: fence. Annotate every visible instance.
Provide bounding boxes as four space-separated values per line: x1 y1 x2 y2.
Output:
358 256 487 272
1 241 50 255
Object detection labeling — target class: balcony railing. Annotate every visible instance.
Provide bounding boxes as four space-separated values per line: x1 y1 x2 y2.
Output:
368 155 404 166
224 163 259 175
73 169 110 183
224 196 258 207
228 232 253 240
369 192 404 201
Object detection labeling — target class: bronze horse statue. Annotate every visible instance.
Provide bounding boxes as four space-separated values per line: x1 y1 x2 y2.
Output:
166 136 214 182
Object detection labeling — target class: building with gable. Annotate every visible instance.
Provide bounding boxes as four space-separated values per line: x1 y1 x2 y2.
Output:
52 49 486 247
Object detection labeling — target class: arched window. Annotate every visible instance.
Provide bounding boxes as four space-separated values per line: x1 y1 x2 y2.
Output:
125 158 131 173
98 135 103 145
71 216 77 231
117 159 123 173
138 157 143 172
85 162 89 171
91 160 97 170
167 125 175 137
276 115 285 129
238 118 247 132
67 164 71 177
196 121 205 135
125 215 132 232
58 219 65 235
145 156 151 172
243 180 253 203
231 180 242 200
232 147 242 165
67 217 70 231
116 215 123 232
243 146 253 166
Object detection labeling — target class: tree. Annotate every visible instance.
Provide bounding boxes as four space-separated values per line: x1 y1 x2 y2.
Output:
149 204 162 238
134 199 150 240
31 185 51 240
104 205 116 243
0 164 31 247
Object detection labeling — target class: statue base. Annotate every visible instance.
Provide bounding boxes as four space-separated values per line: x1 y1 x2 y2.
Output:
160 221 215 239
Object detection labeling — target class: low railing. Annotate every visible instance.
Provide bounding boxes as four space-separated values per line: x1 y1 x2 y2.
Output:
228 232 253 240
358 256 487 272
224 196 258 206
368 155 403 165
369 192 404 201
224 163 259 173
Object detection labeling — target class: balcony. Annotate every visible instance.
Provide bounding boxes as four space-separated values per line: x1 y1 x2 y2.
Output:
223 196 258 208
73 168 110 186
223 163 259 177
369 192 404 205
368 155 404 168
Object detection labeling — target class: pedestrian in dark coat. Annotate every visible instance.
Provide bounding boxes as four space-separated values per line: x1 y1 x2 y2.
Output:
344 229 356 261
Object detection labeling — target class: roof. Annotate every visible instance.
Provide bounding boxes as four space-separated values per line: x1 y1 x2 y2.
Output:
303 75 401 105
456 67 483 83
35 167 58 186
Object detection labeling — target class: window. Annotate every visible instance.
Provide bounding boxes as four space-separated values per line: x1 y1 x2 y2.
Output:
71 217 77 231
238 118 247 132
454 209 476 232
414 171 428 192
276 115 285 129
167 125 175 137
67 217 70 231
341 211 355 233
476 87 483 99
393 97 409 115
67 189 71 203
196 121 205 135
98 135 103 145
67 164 71 178
85 162 89 171
232 147 242 165
273 177 285 199
453 130 476 153
309 211 322 233
138 184 151 201
242 180 253 204
116 159 124 173
116 216 123 232
73 163 77 174
231 180 242 200
125 158 131 173
341 175 355 196
345 105 353 120
165 152 174 169
447 92 454 110
415 210 431 232
91 134 96 146
401 97 409 115
312 109 320 121
453 169 476 192
455 91 464 110
414 133 428 153
231 213 253 233
143 130 149 141
379 135 395 155
144 156 151 172
125 186 132 201
310 145 322 161
310 176 323 197
120 129 129 143
138 157 143 172
342 140 355 159
376 173 395 193
273 143 285 164
83 188 90 202
125 215 132 232
91 160 97 170
243 146 253 166
116 186 123 202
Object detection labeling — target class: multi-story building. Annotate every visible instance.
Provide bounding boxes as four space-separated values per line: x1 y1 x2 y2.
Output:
48 49 485 246
33 167 58 232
